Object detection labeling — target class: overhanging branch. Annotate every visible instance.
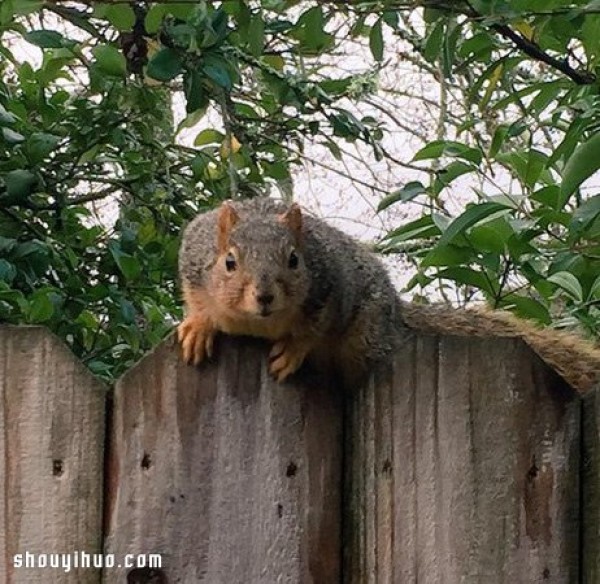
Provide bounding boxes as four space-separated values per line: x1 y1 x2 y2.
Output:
491 23 595 85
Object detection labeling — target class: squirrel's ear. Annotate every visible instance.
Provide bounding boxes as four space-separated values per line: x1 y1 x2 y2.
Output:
278 203 303 241
217 202 239 251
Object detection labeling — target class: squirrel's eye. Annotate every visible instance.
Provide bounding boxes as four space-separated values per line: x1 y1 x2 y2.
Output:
288 249 299 269
225 252 237 272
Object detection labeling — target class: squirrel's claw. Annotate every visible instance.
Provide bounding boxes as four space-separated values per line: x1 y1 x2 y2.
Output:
269 339 309 382
178 315 215 365
269 341 286 361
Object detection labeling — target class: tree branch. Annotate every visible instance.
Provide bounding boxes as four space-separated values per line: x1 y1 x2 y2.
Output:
491 23 595 85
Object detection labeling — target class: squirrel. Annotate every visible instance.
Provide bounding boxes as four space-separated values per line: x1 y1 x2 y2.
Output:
177 197 600 393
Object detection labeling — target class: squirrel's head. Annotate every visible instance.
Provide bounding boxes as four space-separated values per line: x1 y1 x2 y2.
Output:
209 201 310 318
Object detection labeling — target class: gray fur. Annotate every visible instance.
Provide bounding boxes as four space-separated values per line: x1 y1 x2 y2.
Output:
179 197 407 377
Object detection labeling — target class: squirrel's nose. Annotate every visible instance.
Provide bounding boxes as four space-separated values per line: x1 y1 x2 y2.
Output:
256 292 274 306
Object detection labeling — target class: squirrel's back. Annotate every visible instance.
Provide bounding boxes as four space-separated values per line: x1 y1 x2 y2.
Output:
178 197 600 392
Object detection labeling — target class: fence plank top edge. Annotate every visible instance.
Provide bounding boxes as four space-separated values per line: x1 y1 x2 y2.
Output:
2 324 594 396
0 324 109 394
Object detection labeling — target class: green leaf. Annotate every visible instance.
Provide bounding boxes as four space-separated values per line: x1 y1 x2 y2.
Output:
489 124 509 157
590 274 600 300
0 0 13 24
378 182 426 211
433 161 476 194
471 57 522 107
423 20 445 62
421 244 473 268
2 127 25 144
435 266 496 295
531 185 562 210
369 18 384 62
0 260 17 283
145 5 167 34
184 70 209 113
438 202 511 246
548 117 590 169
108 242 140 281
561 131 600 205
293 6 334 55
0 236 16 253
444 19 462 74
0 103 17 125
194 128 224 146
547 271 583 302
13 0 44 15
176 106 208 134
146 48 182 82
119 298 136 323
209 8 229 45
469 217 514 254
24 30 67 49
118 255 141 280
529 80 565 115
202 54 233 90
190 154 208 178
379 215 441 250
413 140 482 165
570 195 600 236
263 161 290 180
5 169 38 198
163 2 194 20
496 150 552 189
27 132 60 163
458 31 494 60
93 45 127 77
524 149 550 188
323 138 342 160
247 15 265 57
29 293 54 322
479 61 503 112
501 295 551 324
382 10 398 29
104 5 136 31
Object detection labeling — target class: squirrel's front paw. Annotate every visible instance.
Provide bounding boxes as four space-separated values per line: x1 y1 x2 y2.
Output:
177 314 216 365
269 338 311 382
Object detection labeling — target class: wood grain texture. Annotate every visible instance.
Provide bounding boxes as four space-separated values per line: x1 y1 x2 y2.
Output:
104 333 342 583
583 388 600 583
345 334 581 584
0 326 106 584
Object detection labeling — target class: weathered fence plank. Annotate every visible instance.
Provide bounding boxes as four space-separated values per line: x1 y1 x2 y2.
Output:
583 390 600 583
0 326 590 583
0 326 106 584
103 333 343 583
345 335 581 583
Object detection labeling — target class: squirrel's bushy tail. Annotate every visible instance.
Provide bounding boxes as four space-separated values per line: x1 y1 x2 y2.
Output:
398 301 600 393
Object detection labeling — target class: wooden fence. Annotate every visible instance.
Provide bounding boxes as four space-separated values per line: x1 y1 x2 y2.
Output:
0 324 597 583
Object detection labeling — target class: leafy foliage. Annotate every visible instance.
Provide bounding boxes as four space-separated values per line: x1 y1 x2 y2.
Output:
1 0 600 381
0 0 388 380
375 0 600 337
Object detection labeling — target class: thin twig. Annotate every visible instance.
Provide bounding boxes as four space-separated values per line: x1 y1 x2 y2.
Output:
217 91 239 199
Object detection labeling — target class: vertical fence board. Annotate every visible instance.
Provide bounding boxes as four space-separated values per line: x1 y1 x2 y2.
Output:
0 326 106 583
345 335 581 583
103 334 342 583
583 388 600 583
0 325 589 583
